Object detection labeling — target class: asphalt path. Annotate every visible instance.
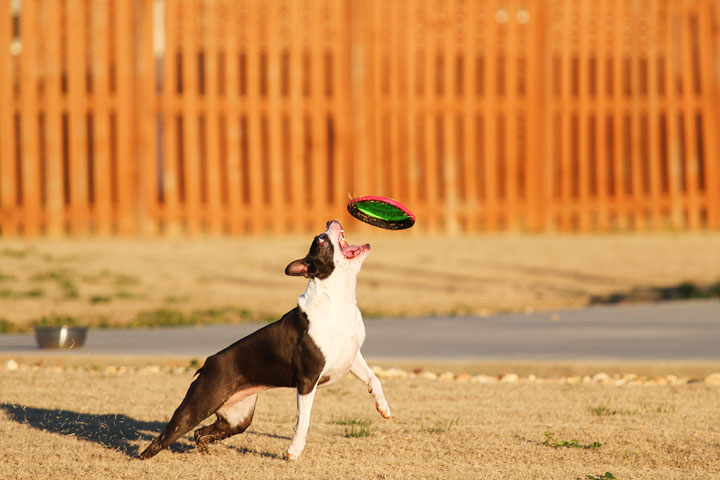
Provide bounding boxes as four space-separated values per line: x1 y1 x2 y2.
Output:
1 300 719 362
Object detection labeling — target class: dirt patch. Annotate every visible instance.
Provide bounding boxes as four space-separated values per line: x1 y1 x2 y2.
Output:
1 366 719 479
0 232 719 330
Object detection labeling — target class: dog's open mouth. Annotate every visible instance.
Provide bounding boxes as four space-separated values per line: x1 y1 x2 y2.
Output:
338 230 369 259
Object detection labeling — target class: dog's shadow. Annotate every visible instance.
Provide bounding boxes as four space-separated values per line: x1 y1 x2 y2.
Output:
0 403 192 457
1 403 286 459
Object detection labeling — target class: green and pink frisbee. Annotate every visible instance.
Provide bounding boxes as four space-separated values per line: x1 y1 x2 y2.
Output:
347 195 415 230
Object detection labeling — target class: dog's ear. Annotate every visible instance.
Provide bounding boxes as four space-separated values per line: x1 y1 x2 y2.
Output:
285 258 310 277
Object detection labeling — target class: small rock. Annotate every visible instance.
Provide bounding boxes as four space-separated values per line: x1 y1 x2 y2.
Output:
140 365 162 376
380 368 408 379
592 372 611 384
420 371 438 380
704 373 720 385
439 371 455 381
527 374 537 383
3 359 18 371
172 367 186 375
653 376 669 386
455 373 471 383
471 374 498 384
665 374 678 384
500 373 519 383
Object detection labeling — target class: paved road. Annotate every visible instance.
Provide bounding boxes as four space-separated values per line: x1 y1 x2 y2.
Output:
1 300 719 362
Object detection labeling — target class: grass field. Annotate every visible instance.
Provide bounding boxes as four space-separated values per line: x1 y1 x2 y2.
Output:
1 364 719 480
0 232 719 330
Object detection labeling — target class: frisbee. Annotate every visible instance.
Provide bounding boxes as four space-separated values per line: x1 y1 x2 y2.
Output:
347 195 415 230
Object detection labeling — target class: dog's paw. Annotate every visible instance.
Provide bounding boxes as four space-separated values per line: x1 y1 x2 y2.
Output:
285 451 299 461
376 401 391 419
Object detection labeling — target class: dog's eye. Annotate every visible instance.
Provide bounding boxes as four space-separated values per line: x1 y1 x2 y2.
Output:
318 234 327 244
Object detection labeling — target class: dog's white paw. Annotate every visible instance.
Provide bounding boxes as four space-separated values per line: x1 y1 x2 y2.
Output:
376 401 391 419
286 451 299 461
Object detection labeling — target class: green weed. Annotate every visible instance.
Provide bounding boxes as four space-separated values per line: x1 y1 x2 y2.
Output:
584 473 616 480
0 288 44 299
2 247 30 258
420 418 460 434
543 431 602 449
0 272 17 282
89 295 112 304
588 401 676 416
35 314 78 327
331 417 376 438
113 274 140 286
0 318 22 333
31 270 79 299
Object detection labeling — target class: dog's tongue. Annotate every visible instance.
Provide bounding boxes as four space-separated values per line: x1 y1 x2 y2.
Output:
338 229 368 259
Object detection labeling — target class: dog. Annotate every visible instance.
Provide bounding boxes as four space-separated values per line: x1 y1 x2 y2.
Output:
138 220 391 461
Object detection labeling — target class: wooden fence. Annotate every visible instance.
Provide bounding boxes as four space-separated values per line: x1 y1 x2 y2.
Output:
1 0 719 236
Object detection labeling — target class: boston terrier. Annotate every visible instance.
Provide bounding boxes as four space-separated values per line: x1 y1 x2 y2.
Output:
138 220 391 461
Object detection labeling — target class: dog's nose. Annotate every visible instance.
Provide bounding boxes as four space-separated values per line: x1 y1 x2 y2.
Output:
326 220 342 230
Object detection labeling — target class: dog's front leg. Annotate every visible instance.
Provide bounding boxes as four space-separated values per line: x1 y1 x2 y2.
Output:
350 352 391 419
286 386 318 460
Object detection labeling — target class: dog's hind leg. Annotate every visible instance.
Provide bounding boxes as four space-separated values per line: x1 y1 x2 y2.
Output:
138 356 234 459
194 393 259 452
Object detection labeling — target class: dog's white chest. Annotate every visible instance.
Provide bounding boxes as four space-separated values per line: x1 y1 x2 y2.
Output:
298 286 365 384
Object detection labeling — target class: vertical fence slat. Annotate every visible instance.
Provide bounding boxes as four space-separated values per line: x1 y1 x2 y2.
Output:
664 0 683 228
179 0 199 233
526 0 545 231
265 2 283 233
288 0 306 231
223 0 243 234
0 0 14 235
66 0 89 234
646 0 663 230
483 0 499 231
0 0 17 236
161 0 180 233
115 0 137 234
19 0 40 235
461 0 478 231
577 0 591 231
136 0 156 234
698 0 720 228
43 0 64 236
245 0 262 233
91 0 113 235
204 1 222 234
679 2 701 229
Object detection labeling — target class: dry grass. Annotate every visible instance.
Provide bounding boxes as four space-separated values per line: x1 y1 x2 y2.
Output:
1 232 719 329
1 367 719 479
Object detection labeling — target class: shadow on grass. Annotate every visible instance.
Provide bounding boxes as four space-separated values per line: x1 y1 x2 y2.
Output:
0 403 192 457
590 280 720 305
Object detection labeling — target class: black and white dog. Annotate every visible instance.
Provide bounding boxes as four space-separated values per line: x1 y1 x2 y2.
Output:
139 220 390 461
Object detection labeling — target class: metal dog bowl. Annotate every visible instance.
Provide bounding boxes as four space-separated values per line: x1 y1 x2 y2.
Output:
34 326 88 349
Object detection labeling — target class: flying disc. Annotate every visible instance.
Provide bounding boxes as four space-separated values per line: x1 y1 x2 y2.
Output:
347 195 415 230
